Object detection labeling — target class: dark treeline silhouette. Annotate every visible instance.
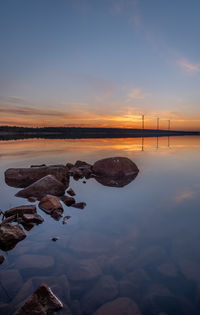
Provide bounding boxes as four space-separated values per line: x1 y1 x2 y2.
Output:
0 126 199 141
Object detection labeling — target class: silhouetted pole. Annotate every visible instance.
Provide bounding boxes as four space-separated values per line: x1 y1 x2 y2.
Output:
157 117 160 130
156 136 159 149
142 115 144 131
168 120 171 131
141 137 144 151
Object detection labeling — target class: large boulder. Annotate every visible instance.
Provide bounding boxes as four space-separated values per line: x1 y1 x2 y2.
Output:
5 165 69 188
16 175 66 198
0 223 26 251
93 157 139 187
15 283 63 314
93 297 141 315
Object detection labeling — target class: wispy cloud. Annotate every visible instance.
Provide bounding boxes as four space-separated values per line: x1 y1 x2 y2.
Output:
178 58 200 74
128 88 146 99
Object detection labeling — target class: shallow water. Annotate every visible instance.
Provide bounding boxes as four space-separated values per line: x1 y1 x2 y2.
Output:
0 136 200 314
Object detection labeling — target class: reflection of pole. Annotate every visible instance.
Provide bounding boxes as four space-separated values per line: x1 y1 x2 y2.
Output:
141 137 144 151
157 117 159 130
168 136 170 148
142 115 144 131
156 136 159 149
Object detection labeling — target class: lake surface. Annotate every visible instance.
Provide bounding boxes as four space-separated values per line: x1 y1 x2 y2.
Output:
0 136 200 315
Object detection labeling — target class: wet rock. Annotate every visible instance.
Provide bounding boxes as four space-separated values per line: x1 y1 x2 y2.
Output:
31 275 70 304
93 297 141 315
5 165 69 188
15 283 63 315
71 202 86 209
0 254 5 264
39 194 63 214
16 254 54 269
157 263 178 278
31 164 46 167
16 175 66 198
93 157 139 178
73 169 84 180
81 275 119 314
28 196 38 202
0 223 26 251
67 259 102 281
95 173 138 187
22 213 44 224
74 160 92 168
61 195 75 206
0 269 23 300
5 205 36 218
66 162 74 170
67 188 76 196
1 214 16 224
52 237 59 242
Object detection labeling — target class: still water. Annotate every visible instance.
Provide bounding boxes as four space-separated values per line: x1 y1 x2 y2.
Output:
0 136 200 314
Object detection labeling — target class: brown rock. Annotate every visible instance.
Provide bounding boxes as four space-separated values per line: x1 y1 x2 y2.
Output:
93 297 141 315
81 275 119 314
5 165 69 188
1 215 17 224
66 162 74 169
16 254 54 269
15 283 63 315
39 194 63 214
67 188 76 196
22 213 44 224
0 223 26 251
61 195 75 206
74 160 92 168
28 197 38 202
16 175 66 198
5 205 36 218
93 157 139 178
67 259 102 281
71 202 86 209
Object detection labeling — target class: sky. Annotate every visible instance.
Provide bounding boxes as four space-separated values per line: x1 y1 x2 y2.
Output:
0 0 200 130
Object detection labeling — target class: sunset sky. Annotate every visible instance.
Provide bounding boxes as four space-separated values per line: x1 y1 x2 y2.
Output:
0 0 200 130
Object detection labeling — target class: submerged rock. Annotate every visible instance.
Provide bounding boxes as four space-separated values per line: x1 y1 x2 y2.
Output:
15 283 63 315
16 175 66 198
5 205 36 218
81 275 119 314
0 223 26 251
5 165 69 188
93 297 141 315
16 254 54 269
67 259 102 281
93 157 139 187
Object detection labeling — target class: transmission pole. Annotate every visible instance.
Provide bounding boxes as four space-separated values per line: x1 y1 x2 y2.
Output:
142 115 144 130
157 117 159 130
168 120 171 131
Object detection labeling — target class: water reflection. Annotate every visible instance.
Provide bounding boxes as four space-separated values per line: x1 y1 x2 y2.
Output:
0 136 200 314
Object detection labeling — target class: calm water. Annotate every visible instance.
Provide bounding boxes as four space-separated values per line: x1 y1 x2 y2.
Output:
0 136 200 314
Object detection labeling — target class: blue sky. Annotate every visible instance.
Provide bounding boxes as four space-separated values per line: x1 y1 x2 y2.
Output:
0 0 200 129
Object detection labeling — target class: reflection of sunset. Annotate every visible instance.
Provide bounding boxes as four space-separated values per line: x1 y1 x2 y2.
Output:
1 136 200 161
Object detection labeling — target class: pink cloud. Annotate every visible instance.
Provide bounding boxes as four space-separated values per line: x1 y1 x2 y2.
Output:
128 88 145 99
178 58 200 74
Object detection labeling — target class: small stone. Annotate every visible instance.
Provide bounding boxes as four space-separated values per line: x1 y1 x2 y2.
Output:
61 195 75 206
28 196 38 202
83 181 86 184
15 283 63 315
0 223 26 251
71 202 86 209
67 188 76 196
0 254 5 264
62 216 71 224
52 237 59 242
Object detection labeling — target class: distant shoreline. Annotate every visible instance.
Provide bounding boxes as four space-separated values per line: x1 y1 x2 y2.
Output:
0 126 199 140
